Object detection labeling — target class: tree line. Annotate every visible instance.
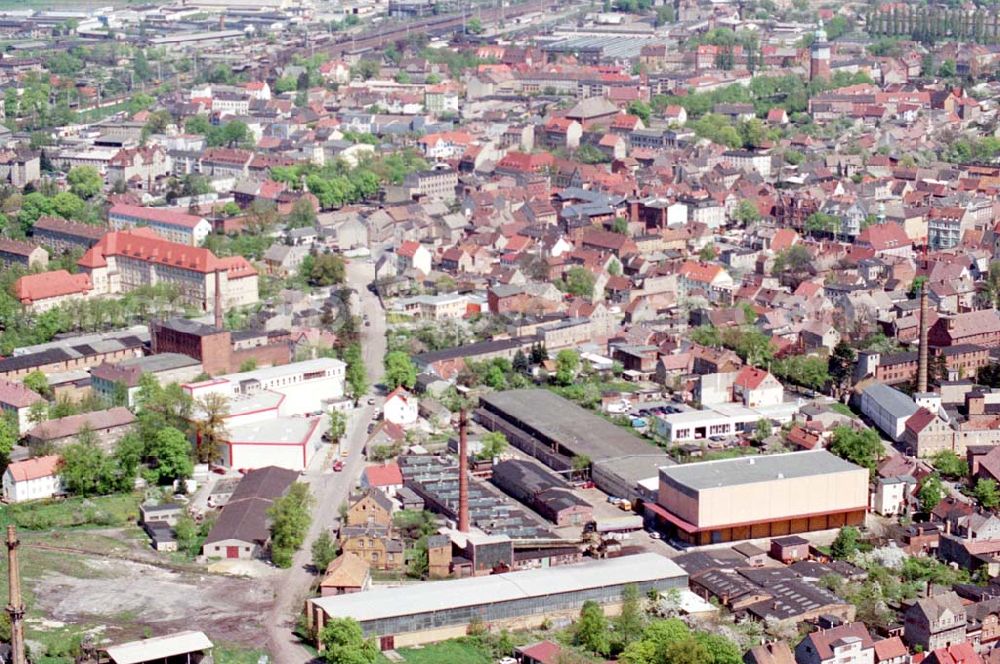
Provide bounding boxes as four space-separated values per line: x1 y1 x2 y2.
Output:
865 4 1000 45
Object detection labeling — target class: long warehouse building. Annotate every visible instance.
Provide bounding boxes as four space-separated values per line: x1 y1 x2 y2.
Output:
476 389 673 500
649 450 868 546
306 553 687 650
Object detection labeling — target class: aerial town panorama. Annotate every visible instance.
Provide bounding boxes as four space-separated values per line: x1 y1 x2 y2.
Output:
2 1 1000 664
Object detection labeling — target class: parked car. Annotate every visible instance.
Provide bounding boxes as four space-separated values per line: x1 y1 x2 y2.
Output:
332 460 344 472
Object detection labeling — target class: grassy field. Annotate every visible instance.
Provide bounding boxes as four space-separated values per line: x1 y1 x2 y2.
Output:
214 644 270 664
392 639 492 664
830 402 858 418
0 493 140 530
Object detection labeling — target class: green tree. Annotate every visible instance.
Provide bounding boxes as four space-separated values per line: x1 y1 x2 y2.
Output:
327 409 346 442
67 166 103 199
698 244 716 261
561 266 596 298
319 618 378 664
829 341 856 396
149 426 194 484
22 370 50 398
58 427 115 496
555 349 580 386
305 252 346 286
574 600 611 656
614 585 646 650
477 431 508 460
311 531 337 572
918 475 944 513
627 100 652 123
829 425 883 473
466 17 483 34
974 478 1000 509
343 343 368 401
0 415 17 467
287 196 317 228
194 392 229 465
269 482 314 568
752 418 771 443
612 216 629 234
112 432 144 491
733 199 760 224
384 351 417 390
938 58 957 77
831 525 860 559
932 450 968 478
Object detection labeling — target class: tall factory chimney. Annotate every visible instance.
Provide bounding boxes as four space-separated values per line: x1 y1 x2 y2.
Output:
457 409 470 533
7 525 26 664
214 270 224 331
917 282 930 394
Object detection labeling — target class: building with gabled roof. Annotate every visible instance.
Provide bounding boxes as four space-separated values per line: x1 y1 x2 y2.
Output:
2 455 62 503
109 203 212 246
78 229 258 314
13 270 93 311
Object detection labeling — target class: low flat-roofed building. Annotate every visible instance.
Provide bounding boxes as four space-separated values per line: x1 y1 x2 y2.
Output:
306 553 688 650
220 416 322 471
104 630 213 664
650 450 868 545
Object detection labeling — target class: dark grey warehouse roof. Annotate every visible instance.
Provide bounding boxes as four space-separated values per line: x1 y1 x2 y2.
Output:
479 389 658 462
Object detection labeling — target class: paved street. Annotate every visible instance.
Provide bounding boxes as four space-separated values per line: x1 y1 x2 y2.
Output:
265 258 387 664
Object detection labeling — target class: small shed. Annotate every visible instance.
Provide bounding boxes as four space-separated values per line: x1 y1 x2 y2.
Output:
732 542 768 567
770 535 810 563
140 503 183 526
104 631 212 664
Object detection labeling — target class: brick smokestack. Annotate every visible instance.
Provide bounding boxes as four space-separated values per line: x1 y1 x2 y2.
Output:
214 269 224 331
7 525 25 664
917 282 929 393
458 409 470 533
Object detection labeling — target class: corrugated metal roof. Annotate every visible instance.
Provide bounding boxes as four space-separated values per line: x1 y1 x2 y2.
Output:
310 553 686 622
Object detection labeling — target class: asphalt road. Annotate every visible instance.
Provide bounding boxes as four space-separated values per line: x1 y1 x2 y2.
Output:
265 258 387 664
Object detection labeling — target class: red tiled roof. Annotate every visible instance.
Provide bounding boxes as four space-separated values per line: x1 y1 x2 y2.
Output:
110 203 206 230
874 637 907 661
80 231 223 274
397 241 421 258
517 641 562 664
0 238 42 257
364 463 403 487
14 270 92 303
734 366 771 390
5 455 60 482
678 260 725 284
857 222 910 252
216 255 257 280
0 378 44 408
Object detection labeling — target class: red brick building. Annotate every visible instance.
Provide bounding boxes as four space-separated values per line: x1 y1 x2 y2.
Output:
151 318 291 376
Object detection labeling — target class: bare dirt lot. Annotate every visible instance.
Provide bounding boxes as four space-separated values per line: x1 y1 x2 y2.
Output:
32 556 272 644
4 529 274 658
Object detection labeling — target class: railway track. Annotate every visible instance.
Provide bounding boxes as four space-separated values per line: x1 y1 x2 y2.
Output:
282 0 559 60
